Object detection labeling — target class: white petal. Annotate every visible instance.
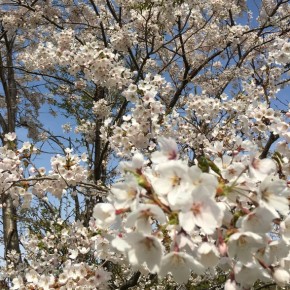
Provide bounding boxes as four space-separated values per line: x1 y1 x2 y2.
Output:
273 268 290 287
241 205 279 234
160 252 204 283
127 233 163 272
111 236 131 252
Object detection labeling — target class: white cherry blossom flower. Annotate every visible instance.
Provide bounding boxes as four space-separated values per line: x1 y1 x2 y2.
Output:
126 232 163 273
151 137 179 163
152 160 188 195
93 203 116 229
197 242 220 268
260 239 290 266
110 175 143 210
37 274 55 290
5 132 17 141
58 272 68 285
126 204 166 234
179 191 223 234
234 261 271 288
224 279 240 290
11 276 24 289
227 232 264 264
68 248 79 259
25 269 39 284
249 157 276 181
259 176 289 216
159 251 204 283
188 166 218 198
94 268 112 286
22 141 31 150
111 235 131 252
241 205 279 234
272 268 290 287
120 152 145 172
152 160 192 209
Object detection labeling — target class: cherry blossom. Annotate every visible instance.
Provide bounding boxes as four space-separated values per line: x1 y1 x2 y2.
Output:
159 251 204 284
0 0 290 289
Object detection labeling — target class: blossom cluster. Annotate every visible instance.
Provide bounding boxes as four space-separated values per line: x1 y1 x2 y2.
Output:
0 133 36 209
21 33 133 90
93 138 290 288
8 221 112 290
0 0 290 289
29 148 91 200
4 136 290 289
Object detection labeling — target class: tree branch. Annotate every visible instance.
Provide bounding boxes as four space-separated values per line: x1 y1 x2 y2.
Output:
119 271 141 290
259 132 279 159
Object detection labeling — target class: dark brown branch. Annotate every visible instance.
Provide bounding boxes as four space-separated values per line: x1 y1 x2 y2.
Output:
259 132 279 159
106 0 121 24
0 112 8 133
0 30 7 41
10 66 94 99
88 0 108 47
119 271 141 290
168 49 224 110
12 1 84 45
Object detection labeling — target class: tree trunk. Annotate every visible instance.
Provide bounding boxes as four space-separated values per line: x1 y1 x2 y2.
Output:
83 86 106 226
0 32 21 263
